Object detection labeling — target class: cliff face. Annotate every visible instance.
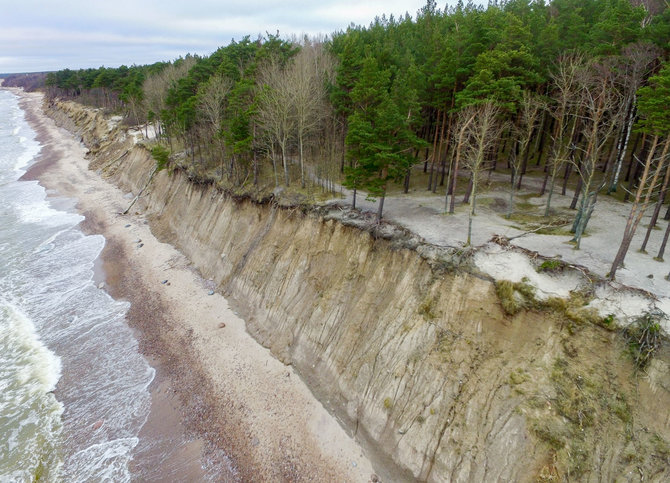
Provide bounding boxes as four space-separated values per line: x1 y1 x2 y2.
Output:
47 99 670 482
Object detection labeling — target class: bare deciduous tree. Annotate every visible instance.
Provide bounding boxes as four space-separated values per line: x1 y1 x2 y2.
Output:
256 59 295 186
640 154 670 252
446 108 476 214
197 72 232 178
460 102 505 246
608 43 660 194
609 138 669 279
288 38 331 188
143 57 197 143
145 59 196 117
509 91 544 218
544 53 583 217
570 60 624 249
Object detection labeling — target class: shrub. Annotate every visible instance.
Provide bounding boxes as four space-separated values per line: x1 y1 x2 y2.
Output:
151 145 171 171
623 311 664 369
418 296 438 320
495 279 536 315
538 259 564 273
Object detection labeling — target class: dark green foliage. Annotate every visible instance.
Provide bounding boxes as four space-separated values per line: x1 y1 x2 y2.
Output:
538 259 564 273
636 61 670 136
343 56 426 214
42 0 668 199
151 145 171 171
45 64 147 110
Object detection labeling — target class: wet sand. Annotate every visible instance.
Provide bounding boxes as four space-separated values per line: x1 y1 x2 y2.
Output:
14 89 379 482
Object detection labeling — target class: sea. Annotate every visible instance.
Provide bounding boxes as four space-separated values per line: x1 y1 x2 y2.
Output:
0 89 155 480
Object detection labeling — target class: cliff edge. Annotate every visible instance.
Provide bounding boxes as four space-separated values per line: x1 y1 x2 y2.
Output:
46 98 670 482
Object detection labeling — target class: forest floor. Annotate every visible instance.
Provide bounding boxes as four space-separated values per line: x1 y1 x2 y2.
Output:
123 119 670 328
324 167 670 326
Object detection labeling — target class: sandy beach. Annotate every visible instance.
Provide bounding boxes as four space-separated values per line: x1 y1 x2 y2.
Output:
14 89 379 482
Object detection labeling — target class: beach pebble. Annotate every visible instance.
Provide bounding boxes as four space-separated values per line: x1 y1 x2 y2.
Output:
161 279 168 284
351 461 357 468
135 239 142 243
218 322 226 329
138 243 144 248
370 474 380 483
97 282 104 289
208 290 215 295
124 224 131 228
92 420 104 430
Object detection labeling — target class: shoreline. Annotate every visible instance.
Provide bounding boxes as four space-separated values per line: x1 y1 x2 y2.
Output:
13 89 378 482
16 90 213 481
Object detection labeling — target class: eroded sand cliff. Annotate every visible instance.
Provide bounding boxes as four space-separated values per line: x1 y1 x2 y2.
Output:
46 98 670 482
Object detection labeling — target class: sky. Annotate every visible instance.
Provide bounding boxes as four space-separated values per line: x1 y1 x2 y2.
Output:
0 0 482 74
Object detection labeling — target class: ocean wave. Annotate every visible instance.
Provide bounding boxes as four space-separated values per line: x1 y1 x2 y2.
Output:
0 301 64 482
0 87 155 483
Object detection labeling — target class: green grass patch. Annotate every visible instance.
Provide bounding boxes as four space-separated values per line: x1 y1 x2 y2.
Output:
538 258 564 273
509 368 530 385
495 279 536 315
528 358 633 478
418 296 439 320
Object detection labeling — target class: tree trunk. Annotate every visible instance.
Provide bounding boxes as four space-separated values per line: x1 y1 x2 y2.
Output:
535 113 551 166
281 143 290 186
271 145 279 186
463 176 473 204
444 155 455 213
299 134 305 188
544 175 557 217
433 110 447 192
540 170 549 196
641 149 670 252
467 173 478 246
656 219 670 261
625 134 650 202
404 169 411 194
428 110 441 190
440 112 454 186
570 175 582 210
608 99 636 193
253 125 259 186
377 193 386 221
507 169 516 219
561 163 571 195
122 166 157 215
609 136 662 280
449 113 476 214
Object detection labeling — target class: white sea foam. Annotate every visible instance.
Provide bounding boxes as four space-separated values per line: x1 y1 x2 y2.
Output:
0 302 64 481
0 88 155 482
